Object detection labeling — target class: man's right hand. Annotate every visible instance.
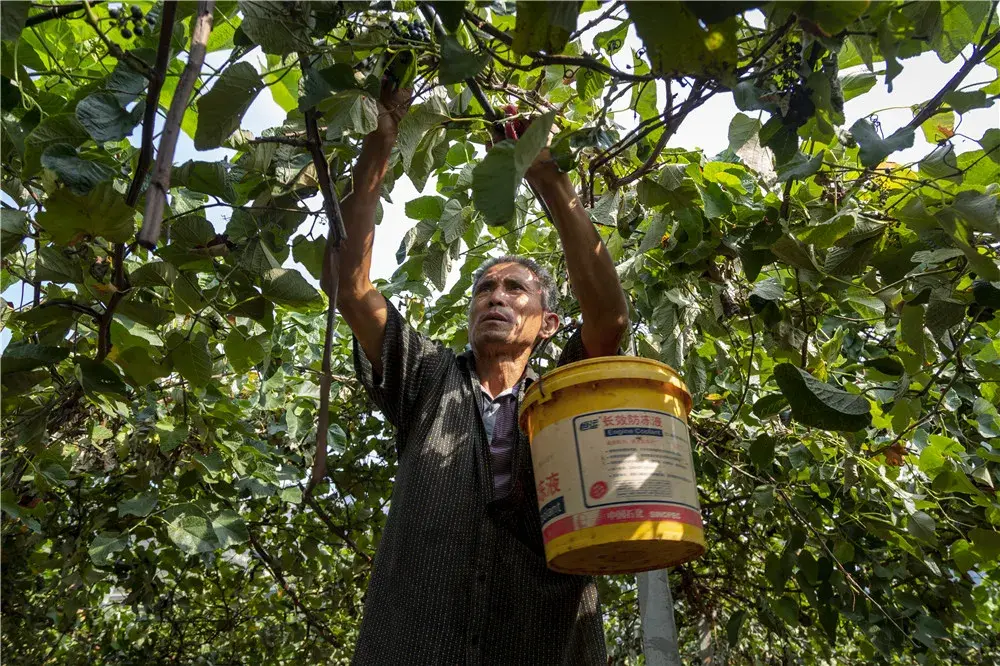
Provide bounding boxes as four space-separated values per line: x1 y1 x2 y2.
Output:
376 81 412 139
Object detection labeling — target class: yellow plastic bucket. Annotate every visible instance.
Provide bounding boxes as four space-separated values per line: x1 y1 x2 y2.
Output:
519 356 705 575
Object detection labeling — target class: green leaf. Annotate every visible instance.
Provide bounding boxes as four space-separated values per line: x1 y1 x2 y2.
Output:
439 36 489 84
89 532 127 565
774 363 872 431
424 243 452 291
23 113 90 177
1 2 29 42
849 119 915 167
473 140 518 225
915 108 955 143
1 209 28 256
628 2 738 77
130 261 179 287
320 90 378 138
979 128 1000 163
514 110 557 175
212 509 250 548
594 21 628 56
728 113 761 152
405 195 446 220
899 304 926 364
36 183 135 245
776 152 823 182
907 510 937 544
116 346 169 387
291 235 325 282
797 1 869 36
261 267 324 310
77 358 128 395
117 492 158 517
796 213 856 248
1 343 69 374
172 160 237 203
839 70 877 102
431 0 465 31
970 528 1000 563
919 144 962 183
749 435 776 468
864 356 905 376
397 101 448 172
195 62 264 150
440 199 467 244
239 0 314 55
931 1 989 63
75 93 143 143
727 609 747 647
225 328 267 374
173 334 213 388
512 1 582 56
40 144 115 195
167 514 218 554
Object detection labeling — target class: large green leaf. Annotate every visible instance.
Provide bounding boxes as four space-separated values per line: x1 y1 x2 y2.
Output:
1 342 69 374
849 119 914 167
22 113 90 177
195 62 264 150
439 36 489 85
75 93 143 143
212 509 250 548
40 144 115 194
172 334 213 388
774 363 872 431
397 100 448 172
88 532 127 565
1 209 28 256
320 90 379 138
36 183 135 245
239 0 314 55
261 267 323 310
512 2 582 56
472 140 518 225
628 2 738 77
0 3 29 42
167 514 219 554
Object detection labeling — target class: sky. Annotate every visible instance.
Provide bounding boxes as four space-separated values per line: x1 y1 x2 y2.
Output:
2 10 997 350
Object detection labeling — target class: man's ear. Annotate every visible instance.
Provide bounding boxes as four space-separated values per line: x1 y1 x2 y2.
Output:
538 311 560 340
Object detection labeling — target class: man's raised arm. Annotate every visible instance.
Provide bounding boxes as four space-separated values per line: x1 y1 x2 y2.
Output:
526 153 630 357
336 86 410 378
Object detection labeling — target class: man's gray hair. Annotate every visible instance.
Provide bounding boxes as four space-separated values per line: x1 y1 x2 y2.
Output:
471 255 559 313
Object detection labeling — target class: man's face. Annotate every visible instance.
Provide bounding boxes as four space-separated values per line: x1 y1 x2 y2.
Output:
469 262 559 356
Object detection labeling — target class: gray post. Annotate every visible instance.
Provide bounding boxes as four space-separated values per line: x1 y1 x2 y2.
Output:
638 569 683 666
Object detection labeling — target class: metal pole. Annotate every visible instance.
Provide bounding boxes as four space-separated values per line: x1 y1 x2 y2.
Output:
638 569 683 666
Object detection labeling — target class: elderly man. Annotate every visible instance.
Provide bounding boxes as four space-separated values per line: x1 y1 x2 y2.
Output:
336 87 629 665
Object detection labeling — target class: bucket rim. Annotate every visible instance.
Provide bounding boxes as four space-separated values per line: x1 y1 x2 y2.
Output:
519 356 692 422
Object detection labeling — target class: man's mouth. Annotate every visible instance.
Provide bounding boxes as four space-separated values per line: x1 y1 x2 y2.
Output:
481 311 511 324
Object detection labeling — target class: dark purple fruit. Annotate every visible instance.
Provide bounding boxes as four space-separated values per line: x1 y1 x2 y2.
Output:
134 25 144 36
109 7 120 18
130 4 142 18
121 27 132 38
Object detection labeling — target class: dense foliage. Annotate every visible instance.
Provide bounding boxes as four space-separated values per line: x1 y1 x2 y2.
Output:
2 1 1000 663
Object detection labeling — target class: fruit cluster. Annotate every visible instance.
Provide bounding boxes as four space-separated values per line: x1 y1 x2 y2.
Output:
389 18 430 42
109 4 154 39
499 104 528 140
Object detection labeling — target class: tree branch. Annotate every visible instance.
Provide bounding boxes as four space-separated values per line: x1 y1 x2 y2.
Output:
25 0 104 27
464 11 656 82
845 29 1000 200
247 530 339 647
125 0 177 208
137 1 215 248
300 54 347 498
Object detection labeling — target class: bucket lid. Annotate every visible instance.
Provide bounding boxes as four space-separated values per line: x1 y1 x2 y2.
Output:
519 356 692 423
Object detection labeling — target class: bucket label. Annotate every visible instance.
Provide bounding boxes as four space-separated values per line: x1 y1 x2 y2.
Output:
532 408 701 542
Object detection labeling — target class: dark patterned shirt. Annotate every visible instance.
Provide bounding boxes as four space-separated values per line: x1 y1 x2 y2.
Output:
351 297 606 665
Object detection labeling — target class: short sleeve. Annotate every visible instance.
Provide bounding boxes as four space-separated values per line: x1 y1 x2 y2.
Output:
353 296 449 449
556 326 589 367
556 326 624 366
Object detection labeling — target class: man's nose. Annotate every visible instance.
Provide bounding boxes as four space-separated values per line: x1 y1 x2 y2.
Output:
488 288 508 306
